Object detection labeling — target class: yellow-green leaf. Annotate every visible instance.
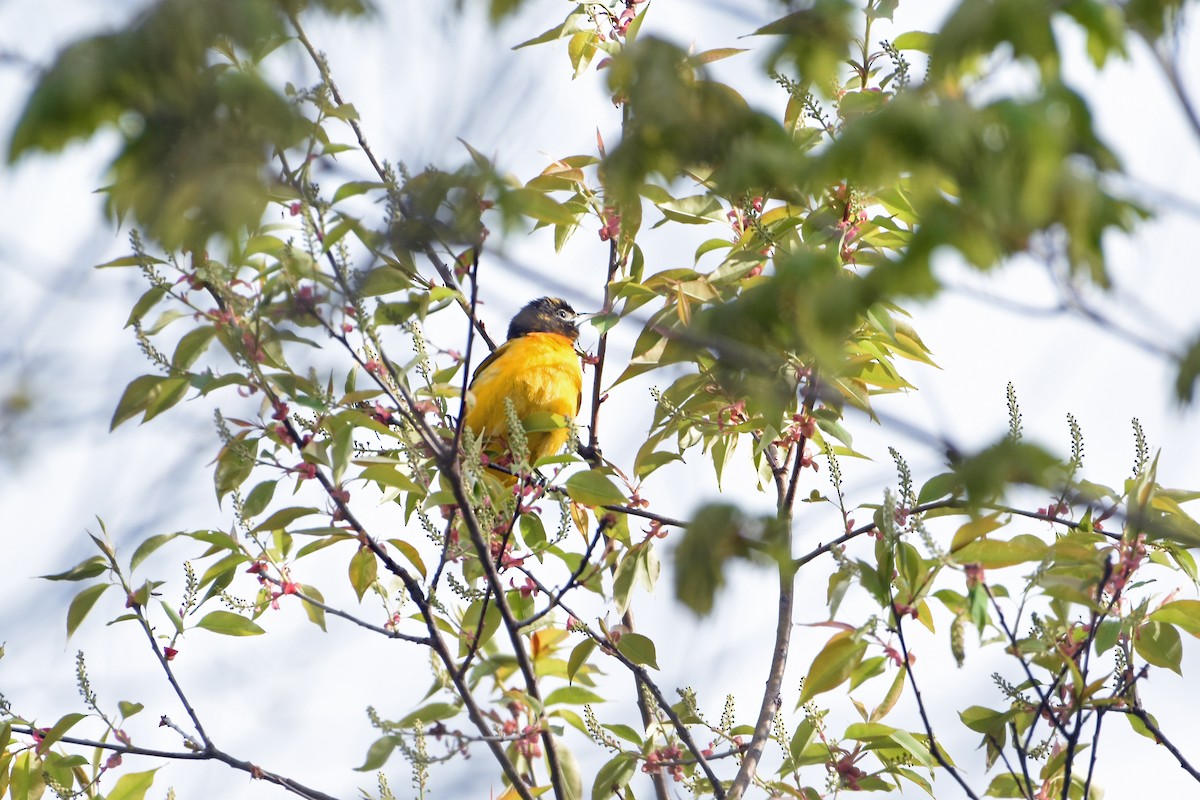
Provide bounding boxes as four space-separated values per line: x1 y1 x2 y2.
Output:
565 471 625 507
798 632 867 705
195 610 265 637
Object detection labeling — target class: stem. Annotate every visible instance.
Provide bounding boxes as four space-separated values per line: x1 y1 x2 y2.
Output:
726 567 794 799
1114 707 1200 782
12 727 340 800
286 12 497 350
891 596 981 799
523 581 726 797
443 465 568 800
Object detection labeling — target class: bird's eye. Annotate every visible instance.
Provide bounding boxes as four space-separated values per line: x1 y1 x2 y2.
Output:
558 309 570 319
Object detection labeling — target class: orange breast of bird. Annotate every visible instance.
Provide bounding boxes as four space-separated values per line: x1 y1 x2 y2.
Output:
464 332 582 465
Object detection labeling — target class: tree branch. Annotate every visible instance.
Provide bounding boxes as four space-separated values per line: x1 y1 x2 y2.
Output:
890 596 981 799
12 726 340 800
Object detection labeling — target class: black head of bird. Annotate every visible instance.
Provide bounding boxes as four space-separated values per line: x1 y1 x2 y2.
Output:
507 297 587 342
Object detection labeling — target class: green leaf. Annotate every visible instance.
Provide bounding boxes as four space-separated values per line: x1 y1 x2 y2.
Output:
889 729 934 769
1126 709 1162 742
37 712 86 753
567 638 596 683
250 506 321 533
797 631 867 705
125 285 167 326
348 547 377 602
591 753 638 800
42 555 109 582
171 326 216 370
118 700 144 718
356 735 397 771
387 539 428 579
141 376 190 422
214 438 255 502
869 666 907 723
242 480 277 519
359 464 423 494
195 610 265 636
130 533 175 573
67 583 110 638
332 180 386 204
331 422 355 485
949 514 1002 550
616 632 659 669
1134 620 1183 674
674 503 752 616
693 47 748 64
952 534 1047 568
105 769 159 800
397 702 460 728
557 740 584 800
917 472 959 504
505 188 579 225
1150 600 1200 637
110 375 167 429
564 471 626 507
892 30 934 52
298 584 327 632
544 686 605 706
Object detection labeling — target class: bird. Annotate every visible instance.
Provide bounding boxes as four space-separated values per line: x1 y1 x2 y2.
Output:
462 297 589 477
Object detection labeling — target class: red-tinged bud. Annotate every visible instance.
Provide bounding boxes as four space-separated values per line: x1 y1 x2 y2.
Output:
294 462 318 481
282 582 298 595
274 424 294 446
105 753 123 770
271 403 289 421
751 196 764 212
289 202 302 216
330 487 351 504
246 561 268 575
371 402 393 424
342 323 354 333
164 647 178 661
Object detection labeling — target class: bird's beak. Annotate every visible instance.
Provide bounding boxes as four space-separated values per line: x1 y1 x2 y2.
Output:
573 310 602 323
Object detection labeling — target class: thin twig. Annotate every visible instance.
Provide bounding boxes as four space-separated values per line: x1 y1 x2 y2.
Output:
891 592 981 799
263 576 429 644
523 580 725 797
442 465 568 800
12 727 340 800
273 414 536 800
1113 707 1200 782
287 12 497 351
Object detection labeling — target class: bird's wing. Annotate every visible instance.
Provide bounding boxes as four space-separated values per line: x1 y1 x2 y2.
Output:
469 339 515 389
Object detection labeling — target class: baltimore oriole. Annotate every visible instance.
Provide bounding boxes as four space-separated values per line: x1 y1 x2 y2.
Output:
463 297 589 473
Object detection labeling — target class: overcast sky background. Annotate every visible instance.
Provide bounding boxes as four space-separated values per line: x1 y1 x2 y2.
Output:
2 1 1200 798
